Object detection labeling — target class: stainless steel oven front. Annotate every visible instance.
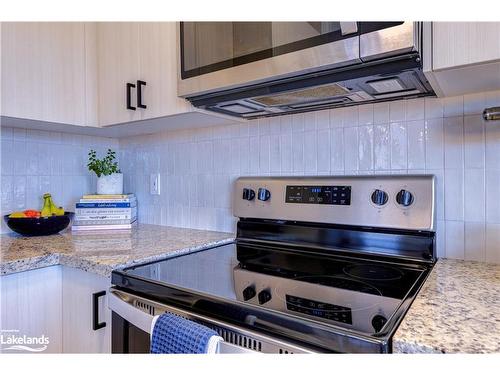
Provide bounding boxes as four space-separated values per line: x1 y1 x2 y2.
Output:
177 22 419 98
109 288 317 354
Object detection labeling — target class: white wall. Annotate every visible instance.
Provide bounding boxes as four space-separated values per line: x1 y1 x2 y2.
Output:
0 127 118 233
119 90 500 263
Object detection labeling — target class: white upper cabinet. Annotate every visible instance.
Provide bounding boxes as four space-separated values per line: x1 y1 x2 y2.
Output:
97 22 191 126
96 22 142 126
426 22 500 97
433 22 500 70
137 22 192 121
1 22 98 126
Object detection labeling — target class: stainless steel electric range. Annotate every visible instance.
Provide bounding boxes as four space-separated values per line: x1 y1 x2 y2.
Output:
109 175 436 353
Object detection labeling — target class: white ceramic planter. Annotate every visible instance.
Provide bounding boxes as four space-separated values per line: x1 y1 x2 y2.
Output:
97 173 123 195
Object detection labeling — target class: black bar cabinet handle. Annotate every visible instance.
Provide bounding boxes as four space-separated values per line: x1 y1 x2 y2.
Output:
126 82 136 110
137 80 147 109
92 290 107 331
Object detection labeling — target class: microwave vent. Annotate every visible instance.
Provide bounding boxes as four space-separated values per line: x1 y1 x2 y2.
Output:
252 83 351 107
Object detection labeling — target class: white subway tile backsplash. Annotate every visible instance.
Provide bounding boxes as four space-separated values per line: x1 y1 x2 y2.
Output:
407 120 425 170
3 92 500 262
279 133 292 173
486 224 500 263
445 221 464 259
465 222 486 261
269 135 281 173
317 130 330 173
358 126 373 171
259 135 271 173
373 102 390 124
292 132 304 172
303 131 317 174
373 124 390 170
343 106 359 127
390 122 407 169
1 128 116 232
405 98 425 121
485 120 500 170
464 115 485 169
444 169 464 221
443 116 464 169
292 113 305 132
389 101 406 123
425 118 444 169
486 169 500 223
425 97 443 119
464 92 486 115
330 128 344 172
358 104 374 126
464 169 485 222
344 127 359 171
443 96 464 117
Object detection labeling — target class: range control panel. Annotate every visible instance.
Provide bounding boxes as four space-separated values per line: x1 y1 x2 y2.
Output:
233 175 436 231
286 295 352 324
285 186 351 205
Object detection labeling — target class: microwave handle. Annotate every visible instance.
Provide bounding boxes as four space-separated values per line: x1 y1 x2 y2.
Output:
339 22 358 36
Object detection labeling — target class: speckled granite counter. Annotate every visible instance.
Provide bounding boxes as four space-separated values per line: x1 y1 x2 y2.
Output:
393 258 500 353
0 224 234 277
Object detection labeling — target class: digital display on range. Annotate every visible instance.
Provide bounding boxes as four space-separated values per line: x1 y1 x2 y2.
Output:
286 295 352 324
285 185 351 205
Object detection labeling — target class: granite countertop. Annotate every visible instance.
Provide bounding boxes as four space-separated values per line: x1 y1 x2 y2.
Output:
2 225 499 353
393 258 500 354
0 224 234 277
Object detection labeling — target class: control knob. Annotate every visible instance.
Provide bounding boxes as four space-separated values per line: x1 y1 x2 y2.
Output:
258 289 272 305
257 188 271 201
371 315 388 333
242 286 256 301
396 189 414 207
242 188 255 201
371 189 388 206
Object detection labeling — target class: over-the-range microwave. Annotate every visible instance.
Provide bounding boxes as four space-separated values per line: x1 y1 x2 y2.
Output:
177 22 434 119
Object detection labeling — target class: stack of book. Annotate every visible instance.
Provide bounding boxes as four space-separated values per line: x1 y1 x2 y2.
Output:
72 194 137 231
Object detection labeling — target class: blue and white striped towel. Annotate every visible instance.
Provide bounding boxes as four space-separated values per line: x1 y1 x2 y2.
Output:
150 313 223 354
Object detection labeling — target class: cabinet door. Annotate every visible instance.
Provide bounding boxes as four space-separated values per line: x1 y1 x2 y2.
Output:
62 267 111 353
433 22 500 70
137 22 191 120
97 22 142 126
1 22 96 126
0 266 62 353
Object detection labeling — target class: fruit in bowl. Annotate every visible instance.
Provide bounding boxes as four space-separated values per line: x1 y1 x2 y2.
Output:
4 193 74 236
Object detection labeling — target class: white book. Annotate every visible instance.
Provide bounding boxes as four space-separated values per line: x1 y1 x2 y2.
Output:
71 220 137 231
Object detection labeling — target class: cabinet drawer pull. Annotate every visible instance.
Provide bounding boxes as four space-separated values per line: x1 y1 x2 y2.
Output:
92 290 107 331
126 82 136 110
137 80 147 109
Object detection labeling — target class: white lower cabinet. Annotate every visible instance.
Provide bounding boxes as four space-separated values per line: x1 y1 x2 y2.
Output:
0 265 111 354
0 266 63 353
62 267 111 353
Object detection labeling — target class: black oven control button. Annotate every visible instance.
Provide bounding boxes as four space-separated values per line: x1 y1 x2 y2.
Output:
257 188 271 201
258 289 272 305
396 189 414 207
371 189 388 206
371 315 388 333
242 188 255 201
242 286 256 301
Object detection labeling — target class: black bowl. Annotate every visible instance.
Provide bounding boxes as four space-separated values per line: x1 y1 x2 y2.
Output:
4 212 74 236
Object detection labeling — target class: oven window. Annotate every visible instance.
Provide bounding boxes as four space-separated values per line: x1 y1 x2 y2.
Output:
180 22 348 79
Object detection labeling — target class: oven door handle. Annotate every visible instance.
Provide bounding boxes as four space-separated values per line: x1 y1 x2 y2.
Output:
108 290 154 334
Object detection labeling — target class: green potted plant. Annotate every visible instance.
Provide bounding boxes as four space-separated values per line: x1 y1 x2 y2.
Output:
87 149 123 195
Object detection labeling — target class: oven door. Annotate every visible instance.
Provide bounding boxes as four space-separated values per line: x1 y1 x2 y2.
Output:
109 289 254 353
178 21 361 97
108 288 315 354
